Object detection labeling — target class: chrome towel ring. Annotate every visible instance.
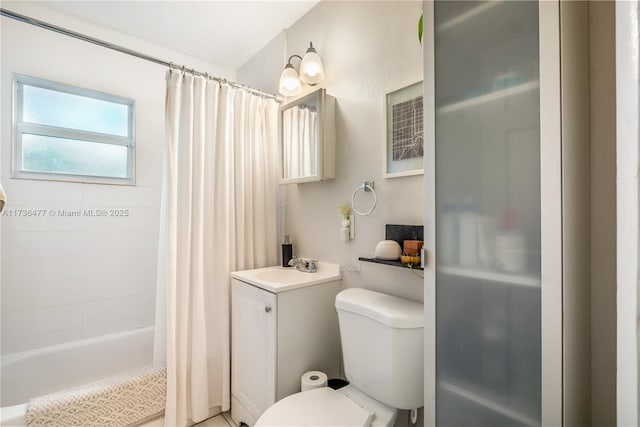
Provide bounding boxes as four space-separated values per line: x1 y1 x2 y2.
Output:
352 181 377 216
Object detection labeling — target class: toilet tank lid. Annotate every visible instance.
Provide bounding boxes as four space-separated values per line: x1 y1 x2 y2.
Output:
335 288 423 328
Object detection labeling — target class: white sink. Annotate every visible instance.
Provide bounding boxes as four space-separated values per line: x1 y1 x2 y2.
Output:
231 262 341 293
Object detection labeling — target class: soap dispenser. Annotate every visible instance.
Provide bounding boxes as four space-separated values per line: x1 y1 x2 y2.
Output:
282 235 293 267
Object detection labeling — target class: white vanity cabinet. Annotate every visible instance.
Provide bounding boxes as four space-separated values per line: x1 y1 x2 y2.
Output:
230 264 342 427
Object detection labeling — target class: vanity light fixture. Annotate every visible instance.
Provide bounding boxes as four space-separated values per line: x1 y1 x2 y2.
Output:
278 42 325 96
279 58 303 96
299 42 324 84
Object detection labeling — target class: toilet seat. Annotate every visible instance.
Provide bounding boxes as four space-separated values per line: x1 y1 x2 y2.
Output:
254 387 374 427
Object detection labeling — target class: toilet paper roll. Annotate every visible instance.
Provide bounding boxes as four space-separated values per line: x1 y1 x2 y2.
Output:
301 370 328 391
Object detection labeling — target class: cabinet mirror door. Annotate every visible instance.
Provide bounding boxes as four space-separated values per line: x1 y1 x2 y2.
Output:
280 88 332 184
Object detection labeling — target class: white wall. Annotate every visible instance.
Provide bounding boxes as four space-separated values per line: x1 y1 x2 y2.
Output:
616 0 640 424
237 30 285 97
238 1 424 304
0 2 234 355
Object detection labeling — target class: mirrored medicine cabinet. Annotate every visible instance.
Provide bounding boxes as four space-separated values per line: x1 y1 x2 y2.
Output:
279 88 336 184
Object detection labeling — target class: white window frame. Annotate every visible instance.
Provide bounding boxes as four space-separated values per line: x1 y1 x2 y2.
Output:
12 74 136 185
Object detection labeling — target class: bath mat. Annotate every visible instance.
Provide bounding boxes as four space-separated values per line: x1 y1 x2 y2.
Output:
25 365 166 427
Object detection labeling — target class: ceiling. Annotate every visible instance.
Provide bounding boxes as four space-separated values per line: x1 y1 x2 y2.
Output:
35 1 320 70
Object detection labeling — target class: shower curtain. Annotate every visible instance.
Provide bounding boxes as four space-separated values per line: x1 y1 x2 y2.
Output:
155 70 279 427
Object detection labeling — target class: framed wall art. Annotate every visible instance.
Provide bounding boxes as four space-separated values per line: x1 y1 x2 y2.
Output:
384 80 424 178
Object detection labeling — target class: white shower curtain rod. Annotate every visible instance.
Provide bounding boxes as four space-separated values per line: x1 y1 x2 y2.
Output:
0 8 282 101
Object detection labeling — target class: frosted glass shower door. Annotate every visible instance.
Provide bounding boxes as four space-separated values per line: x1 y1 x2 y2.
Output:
433 1 541 425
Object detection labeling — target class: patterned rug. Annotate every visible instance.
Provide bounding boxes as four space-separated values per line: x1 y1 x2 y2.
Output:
26 365 166 427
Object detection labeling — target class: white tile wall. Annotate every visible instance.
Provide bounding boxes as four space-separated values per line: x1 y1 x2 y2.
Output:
81 250 157 280
2 305 84 340
2 231 85 258
82 294 156 338
1 279 84 312
81 208 161 232
133 146 166 188
1 208 84 232
0 2 234 355
2 255 83 285
2 179 84 207
82 269 156 302
81 229 159 255
82 185 161 209
1 193 161 355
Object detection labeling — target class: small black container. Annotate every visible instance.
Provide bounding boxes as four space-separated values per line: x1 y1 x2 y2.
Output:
328 378 349 390
282 235 293 267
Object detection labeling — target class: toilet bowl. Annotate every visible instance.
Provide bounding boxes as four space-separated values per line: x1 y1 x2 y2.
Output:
255 288 423 427
254 385 397 427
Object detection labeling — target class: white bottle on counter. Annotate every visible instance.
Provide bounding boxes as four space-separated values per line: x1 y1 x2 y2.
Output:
439 198 458 266
495 208 527 274
477 215 497 268
458 196 478 268
495 233 526 273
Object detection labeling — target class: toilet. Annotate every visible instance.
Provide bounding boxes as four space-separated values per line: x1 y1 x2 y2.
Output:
255 288 424 427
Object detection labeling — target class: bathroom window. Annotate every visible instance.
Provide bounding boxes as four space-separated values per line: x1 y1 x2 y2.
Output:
12 74 135 184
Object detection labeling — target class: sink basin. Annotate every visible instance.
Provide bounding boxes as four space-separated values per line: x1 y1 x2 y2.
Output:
254 268 312 284
231 262 341 293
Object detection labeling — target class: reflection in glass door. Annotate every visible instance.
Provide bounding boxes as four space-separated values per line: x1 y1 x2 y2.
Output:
434 1 541 425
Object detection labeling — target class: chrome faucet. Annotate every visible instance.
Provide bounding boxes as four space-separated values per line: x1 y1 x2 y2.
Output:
288 257 318 273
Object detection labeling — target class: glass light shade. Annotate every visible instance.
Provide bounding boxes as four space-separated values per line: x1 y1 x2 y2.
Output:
279 65 302 96
300 50 324 85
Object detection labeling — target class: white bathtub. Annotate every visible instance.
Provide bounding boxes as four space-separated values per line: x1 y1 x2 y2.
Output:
1 327 156 426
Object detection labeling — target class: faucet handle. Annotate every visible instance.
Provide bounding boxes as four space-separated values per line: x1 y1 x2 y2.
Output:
305 259 318 272
288 257 300 267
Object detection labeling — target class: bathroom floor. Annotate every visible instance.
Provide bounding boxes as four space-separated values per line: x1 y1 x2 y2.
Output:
142 413 233 427
194 414 233 427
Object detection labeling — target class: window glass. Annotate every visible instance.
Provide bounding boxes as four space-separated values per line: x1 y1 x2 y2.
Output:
13 75 134 184
22 134 128 178
23 85 130 137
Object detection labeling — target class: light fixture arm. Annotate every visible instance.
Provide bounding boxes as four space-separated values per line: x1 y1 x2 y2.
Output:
286 54 303 67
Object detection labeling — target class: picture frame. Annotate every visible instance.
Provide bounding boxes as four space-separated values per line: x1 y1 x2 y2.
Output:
384 80 424 178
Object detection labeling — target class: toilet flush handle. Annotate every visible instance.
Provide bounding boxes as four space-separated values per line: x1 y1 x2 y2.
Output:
265 306 272 313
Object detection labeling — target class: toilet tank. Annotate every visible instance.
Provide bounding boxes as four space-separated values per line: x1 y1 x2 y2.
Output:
335 288 424 410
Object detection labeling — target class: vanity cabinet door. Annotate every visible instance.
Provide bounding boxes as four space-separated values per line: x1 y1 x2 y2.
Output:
231 279 277 426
